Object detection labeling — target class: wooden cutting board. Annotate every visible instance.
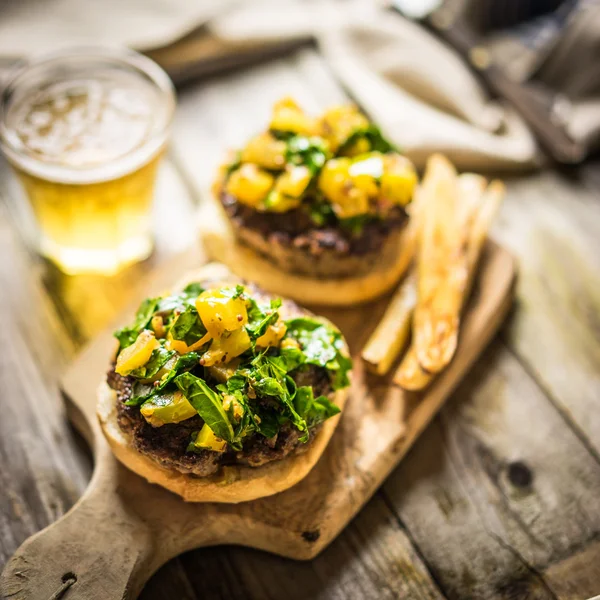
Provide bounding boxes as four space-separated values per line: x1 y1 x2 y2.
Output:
0 241 515 600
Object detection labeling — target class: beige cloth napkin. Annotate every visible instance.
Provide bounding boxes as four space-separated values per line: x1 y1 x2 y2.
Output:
0 0 539 171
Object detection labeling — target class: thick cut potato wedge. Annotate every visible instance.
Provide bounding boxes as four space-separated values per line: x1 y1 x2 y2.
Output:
362 272 417 375
413 155 469 374
394 174 505 390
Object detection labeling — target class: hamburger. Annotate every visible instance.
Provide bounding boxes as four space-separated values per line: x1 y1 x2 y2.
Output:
98 263 352 503
207 97 419 305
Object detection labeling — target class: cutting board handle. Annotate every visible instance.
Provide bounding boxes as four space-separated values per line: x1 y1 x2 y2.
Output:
1 446 158 600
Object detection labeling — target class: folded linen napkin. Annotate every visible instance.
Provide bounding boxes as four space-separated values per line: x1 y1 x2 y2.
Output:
0 0 539 170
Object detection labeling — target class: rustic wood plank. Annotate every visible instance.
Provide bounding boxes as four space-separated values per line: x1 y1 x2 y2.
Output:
542 540 600 599
0 145 445 599
0 199 90 568
170 47 600 599
146 495 443 600
383 341 600 599
494 166 600 458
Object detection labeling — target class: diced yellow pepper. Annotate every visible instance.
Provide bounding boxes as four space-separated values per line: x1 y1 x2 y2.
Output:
115 330 159 375
196 289 248 338
276 165 312 198
241 132 287 170
318 104 369 152
201 328 251 367
263 165 312 213
270 97 316 136
207 357 241 383
193 423 227 452
166 331 212 355
257 320 288 348
140 391 197 427
317 158 370 219
348 154 383 198
380 154 418 206
226 164 274 208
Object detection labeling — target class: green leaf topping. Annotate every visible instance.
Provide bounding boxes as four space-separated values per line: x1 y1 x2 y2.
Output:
175 372 235 444
113 284 352 450
114 297 160 350
170 306 208 346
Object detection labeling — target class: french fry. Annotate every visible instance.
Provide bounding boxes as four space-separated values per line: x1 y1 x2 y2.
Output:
393 345 433 390
464 180 505 296
362 272 417 375
394 176 505 391
413 154 470 374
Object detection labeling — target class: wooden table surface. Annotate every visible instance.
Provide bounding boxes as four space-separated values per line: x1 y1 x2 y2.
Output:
1 49 600 600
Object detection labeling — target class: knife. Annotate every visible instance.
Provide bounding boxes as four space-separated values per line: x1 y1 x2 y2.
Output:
391 0 587 163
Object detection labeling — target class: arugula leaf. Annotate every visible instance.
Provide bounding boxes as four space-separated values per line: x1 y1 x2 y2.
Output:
155 283 204 315
310 394 341 422
338 124 396 155
246 353 307 437
128 345 175 379
295 386 340 425
285 317 352 390
170 306 207 346
114 297 160 349
245 295 282 341
126 353 200 406
254 408 280 439
285 136 331 175
175 372 234 443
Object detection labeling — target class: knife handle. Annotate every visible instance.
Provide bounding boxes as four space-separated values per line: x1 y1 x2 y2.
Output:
430 16 586 164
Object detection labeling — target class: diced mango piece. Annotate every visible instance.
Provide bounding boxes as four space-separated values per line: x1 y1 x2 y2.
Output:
241 132 287 170
380 154 418 206
140 391 197 427
270 97 316 136
276 165 312 198
257 320 288 348
201 328 251 367
318 104 369 152
196 289 248 338
226 164 274 208
115 330 159 375
193 423 227 452
318 157 370 219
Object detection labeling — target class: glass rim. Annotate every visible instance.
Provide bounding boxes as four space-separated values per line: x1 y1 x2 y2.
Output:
0 45 176 179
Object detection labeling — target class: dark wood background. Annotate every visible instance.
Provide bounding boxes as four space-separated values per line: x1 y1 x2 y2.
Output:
1 49 600 599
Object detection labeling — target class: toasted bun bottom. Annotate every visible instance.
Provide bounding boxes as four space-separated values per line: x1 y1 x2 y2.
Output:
98 383 347 503
198 199 416 306
97 263 350 503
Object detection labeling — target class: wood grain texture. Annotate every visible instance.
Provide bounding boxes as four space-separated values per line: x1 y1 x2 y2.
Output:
1 239 514 599
0 148 443 599
494 168 600 458
384 341 600 599
2 44 600 600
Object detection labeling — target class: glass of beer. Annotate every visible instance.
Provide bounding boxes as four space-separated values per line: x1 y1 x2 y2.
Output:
0 47 176 274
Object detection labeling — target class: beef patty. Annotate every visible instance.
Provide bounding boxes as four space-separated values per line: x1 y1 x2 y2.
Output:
107 366 331 478
220 192 409 278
